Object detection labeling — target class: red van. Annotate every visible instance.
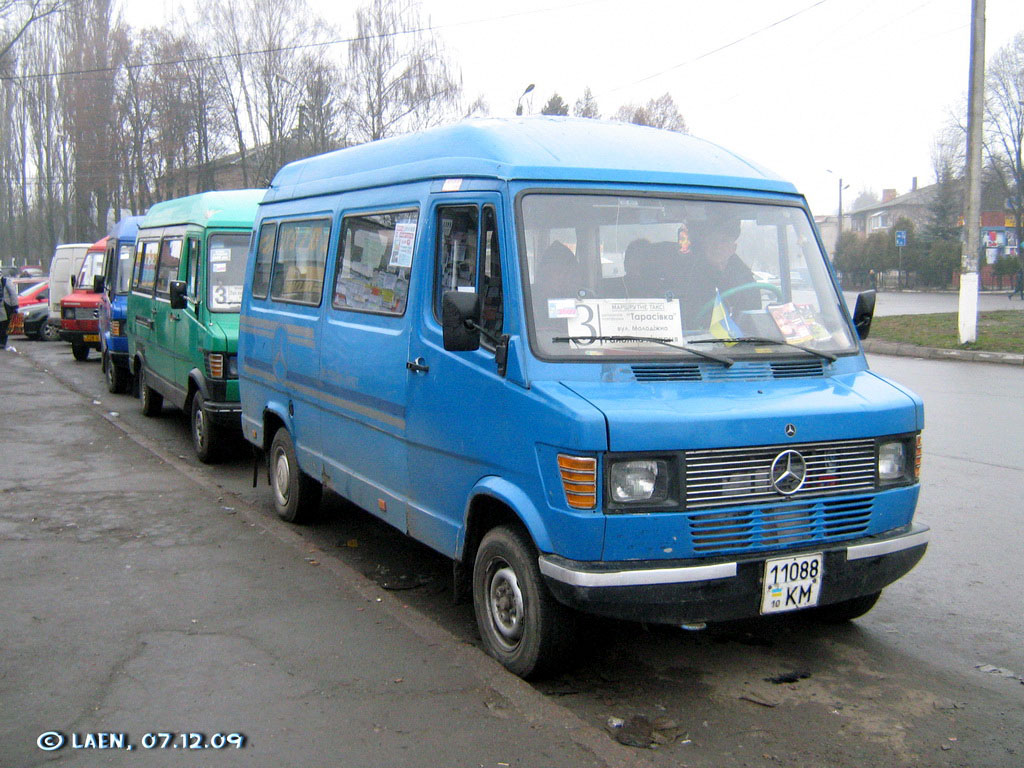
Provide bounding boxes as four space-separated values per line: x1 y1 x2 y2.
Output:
60 237 107 361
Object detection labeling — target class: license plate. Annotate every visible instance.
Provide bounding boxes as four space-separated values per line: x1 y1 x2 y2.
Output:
760 553 823 614
84 334 99 342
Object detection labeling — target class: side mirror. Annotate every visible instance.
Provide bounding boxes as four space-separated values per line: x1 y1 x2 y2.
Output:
93 275 105 294
853 290 876 340
69 275 76 290
442 290 481 351
169 280 187 310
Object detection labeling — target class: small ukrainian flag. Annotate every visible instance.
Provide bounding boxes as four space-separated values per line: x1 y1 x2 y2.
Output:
709 289 741 344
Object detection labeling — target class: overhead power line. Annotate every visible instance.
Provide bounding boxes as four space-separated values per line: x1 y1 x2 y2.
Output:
0 0 605 83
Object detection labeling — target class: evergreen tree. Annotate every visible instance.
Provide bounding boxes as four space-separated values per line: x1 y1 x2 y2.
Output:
540 93 569 116
573 87 599 118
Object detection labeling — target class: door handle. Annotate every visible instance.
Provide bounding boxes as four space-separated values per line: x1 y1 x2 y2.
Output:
406 357 429 374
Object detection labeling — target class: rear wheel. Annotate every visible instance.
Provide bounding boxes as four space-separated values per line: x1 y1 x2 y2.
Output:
472 525 575 679
71 341 89 361
269 428 321 523
138 365 163 417
190 391 221 464
807 591 881 623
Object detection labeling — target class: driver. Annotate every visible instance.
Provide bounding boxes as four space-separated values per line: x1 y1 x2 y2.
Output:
682 209 759 327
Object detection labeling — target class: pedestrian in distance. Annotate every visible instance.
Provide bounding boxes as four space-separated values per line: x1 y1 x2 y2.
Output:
1011 267 1024 300
1 272 19 351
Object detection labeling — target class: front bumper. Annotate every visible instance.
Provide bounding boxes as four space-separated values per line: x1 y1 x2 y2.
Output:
59 327 101 347
539 522 929 624
201 397 242 428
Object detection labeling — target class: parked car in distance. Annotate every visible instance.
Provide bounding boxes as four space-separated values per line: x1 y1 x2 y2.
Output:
98 216 144 393
127 189 264 462
60 238 106 361
47 243 91 340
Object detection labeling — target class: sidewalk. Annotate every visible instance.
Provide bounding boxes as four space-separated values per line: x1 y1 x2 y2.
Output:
0 350 642 768
862 339 1024 366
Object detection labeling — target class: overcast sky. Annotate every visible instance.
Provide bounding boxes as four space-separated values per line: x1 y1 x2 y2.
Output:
125 0 1024 216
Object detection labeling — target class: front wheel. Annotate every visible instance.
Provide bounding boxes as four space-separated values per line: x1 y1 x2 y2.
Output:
190 391 221 464
71 341 89 361
269 428 321 523
104 352 129 394
40 322 58 341
472 525 575 679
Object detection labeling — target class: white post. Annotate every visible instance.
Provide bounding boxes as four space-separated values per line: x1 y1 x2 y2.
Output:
959 0 985 344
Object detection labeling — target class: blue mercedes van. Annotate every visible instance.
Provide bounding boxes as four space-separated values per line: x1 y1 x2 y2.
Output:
98 215 144 393
239 118 928 678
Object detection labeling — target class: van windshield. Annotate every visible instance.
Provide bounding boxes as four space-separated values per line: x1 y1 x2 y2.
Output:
76 250 104 292
520 193 856 361
207 232 249 312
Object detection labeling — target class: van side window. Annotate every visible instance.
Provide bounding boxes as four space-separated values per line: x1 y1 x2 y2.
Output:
154 238 182 298
479 205 503 339
132 240 159 294
185 238 200 300
435 207 478 314
252 223 276 299
333 210 417 315
269 219 330 306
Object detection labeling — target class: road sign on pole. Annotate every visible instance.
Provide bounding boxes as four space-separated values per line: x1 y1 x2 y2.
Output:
895 230 907 247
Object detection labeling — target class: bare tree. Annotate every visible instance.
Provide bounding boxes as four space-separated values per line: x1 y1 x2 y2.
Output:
343 0 461 144
612 92 687 133
0 0 67 61
985 31 1024 259
296 52 345 158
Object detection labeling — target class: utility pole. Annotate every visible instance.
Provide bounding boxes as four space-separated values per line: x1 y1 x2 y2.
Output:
958 0 985 344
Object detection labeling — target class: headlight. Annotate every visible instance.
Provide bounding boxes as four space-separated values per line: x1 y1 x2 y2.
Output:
609 459 668 503
227 354 238 378
878 441 907 481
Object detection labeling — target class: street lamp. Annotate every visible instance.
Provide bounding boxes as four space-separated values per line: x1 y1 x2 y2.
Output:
827 169 850 237
516 84 535 116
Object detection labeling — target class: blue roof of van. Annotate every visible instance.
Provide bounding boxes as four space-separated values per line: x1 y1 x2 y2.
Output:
140 189 265 230
108 215 144 244
264 118 799 203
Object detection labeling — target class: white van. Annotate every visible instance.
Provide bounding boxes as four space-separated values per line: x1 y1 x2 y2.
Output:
46 243 90 340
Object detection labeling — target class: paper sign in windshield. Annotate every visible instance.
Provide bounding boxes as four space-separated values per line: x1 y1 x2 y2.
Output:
768 303 831 344
564 299 684 347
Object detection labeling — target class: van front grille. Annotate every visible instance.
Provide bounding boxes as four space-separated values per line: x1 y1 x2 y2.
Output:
688 497 873 554
684 438 876 510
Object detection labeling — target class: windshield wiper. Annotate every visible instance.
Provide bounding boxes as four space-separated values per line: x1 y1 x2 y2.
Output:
686 335 838 363
552 335 734 366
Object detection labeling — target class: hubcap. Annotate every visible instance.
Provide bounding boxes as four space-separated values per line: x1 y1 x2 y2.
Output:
193 407 207 450
488 563 525 648
273 448 290 508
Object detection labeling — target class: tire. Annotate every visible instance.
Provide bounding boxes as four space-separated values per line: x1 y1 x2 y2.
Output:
190 391 221 464
71 341 89 361
472 525 576 679
138 364 163 417
807 591 882 623
40 322 58 341
104 352 129 394
269 428 321 523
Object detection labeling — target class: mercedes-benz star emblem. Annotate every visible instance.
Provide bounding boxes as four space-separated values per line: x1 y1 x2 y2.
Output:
785 423 797 437
770 450 807 495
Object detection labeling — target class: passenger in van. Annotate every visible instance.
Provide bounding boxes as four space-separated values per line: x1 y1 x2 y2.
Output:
533 241 579 301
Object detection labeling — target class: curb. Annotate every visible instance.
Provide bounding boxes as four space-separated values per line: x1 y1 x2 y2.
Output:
862 339 1024 366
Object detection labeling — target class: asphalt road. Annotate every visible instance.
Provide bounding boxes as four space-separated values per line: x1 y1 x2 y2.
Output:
9 337 1024 768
